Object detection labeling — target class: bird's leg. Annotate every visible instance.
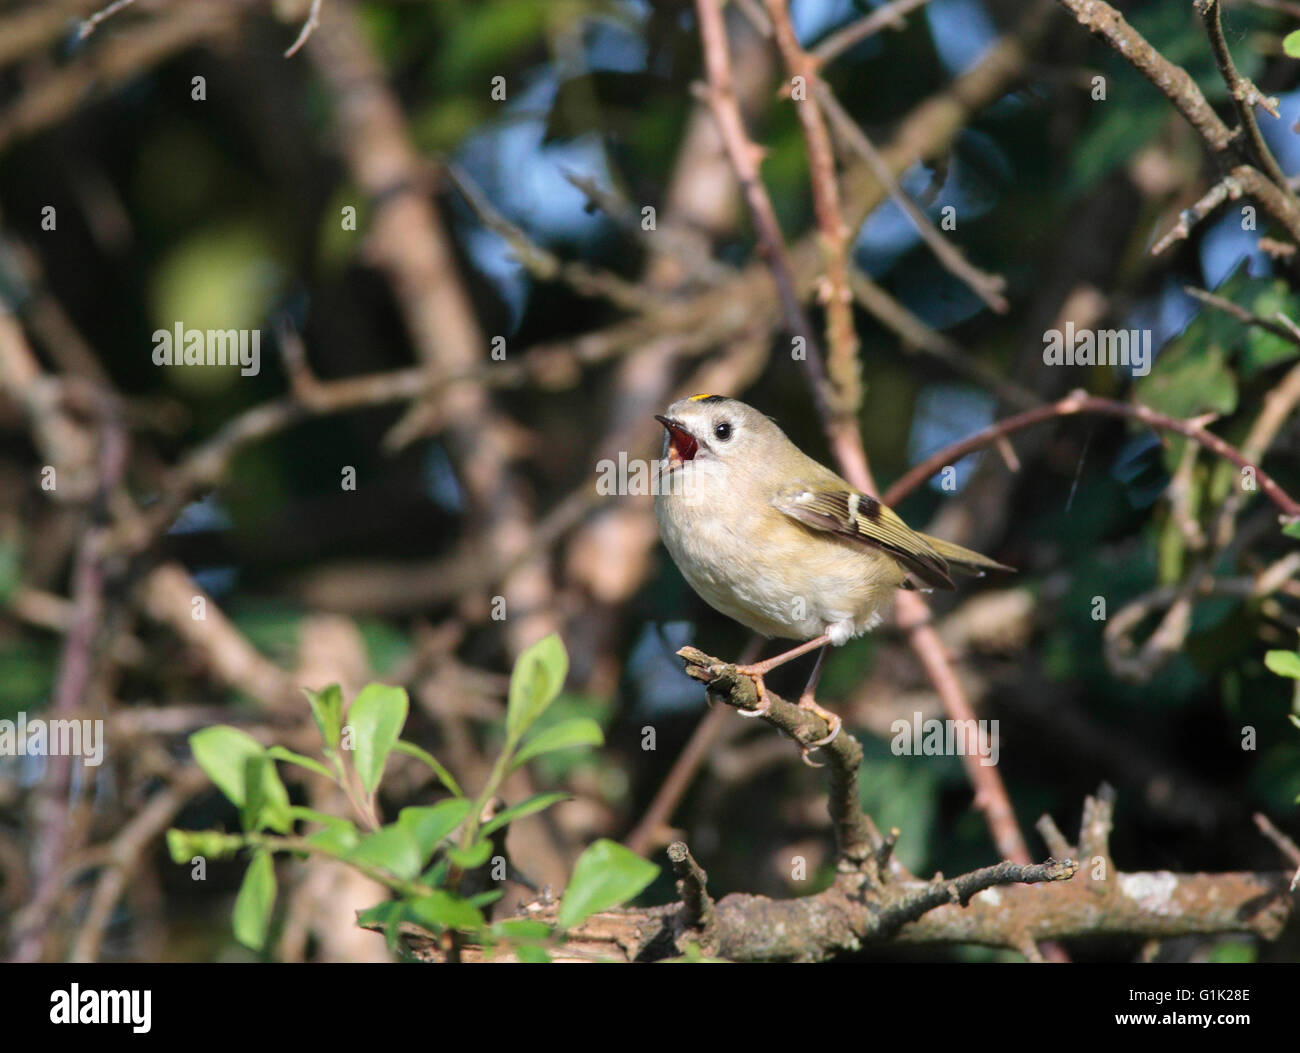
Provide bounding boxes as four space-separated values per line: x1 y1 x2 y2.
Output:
733 634 833 721
794 643 841 767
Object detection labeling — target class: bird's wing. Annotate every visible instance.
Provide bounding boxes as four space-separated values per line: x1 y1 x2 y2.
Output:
772 486 955 590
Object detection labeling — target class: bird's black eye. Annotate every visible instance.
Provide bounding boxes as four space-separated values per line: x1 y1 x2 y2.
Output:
713 420 732 441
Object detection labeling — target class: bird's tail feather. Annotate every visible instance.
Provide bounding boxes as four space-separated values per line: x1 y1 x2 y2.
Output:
918 534 1015 577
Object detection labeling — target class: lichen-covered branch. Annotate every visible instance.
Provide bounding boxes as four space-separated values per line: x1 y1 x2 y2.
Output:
391 784 1292 961
676 646 879 864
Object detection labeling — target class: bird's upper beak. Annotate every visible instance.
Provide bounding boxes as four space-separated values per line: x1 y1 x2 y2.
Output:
654 415 698 470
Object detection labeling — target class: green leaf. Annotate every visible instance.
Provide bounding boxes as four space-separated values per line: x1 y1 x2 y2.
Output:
408 891 486 933
306 823 361 856
0 536 20 604
1242 281 1300 376
290 806 361 854
233 850 276 951
266 745 335 782
422 857 451 887
481 792 570 838
492 919 551 942
506 634 568 741
166 829 242 863
166 829 196 864
557 839 659 930
467 889 504 910
392 740 463 797
287 805 350 828
1208 939 1257 963
240 754 268 833
515 945 552 963
304 684 343 751
1135 340 1237 421
398 799 473 865
190 726 290 833
436 0 551 84
1285 29 1300 58
347 683 409 796
356 900 406 952
1265 650 1300 679
512 718 603 769
346 824 422 881
1283 519 1300 540
447 839 493 869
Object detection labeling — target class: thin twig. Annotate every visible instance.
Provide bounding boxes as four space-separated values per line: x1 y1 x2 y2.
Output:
1151 174 1243 255
10 383 128 963
71 766 210 962
561 170 738 285
1036 814 1074 860
1058 1 1300 241
818 83 1010 313
813 0 935 65
692 0 837 424
848 269 1038 407
1253 813 1300 892
77 0 137 41
1196 0 1288 188
667 841 716 932
1057 0 1234 153
765 0 862 411
626 707 731 856
284 0 324 58
881 389 1300 519
693 0 1040 885
445 162 655 311
1183 285 1300 346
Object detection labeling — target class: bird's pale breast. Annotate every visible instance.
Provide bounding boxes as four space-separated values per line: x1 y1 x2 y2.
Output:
656 481 904 644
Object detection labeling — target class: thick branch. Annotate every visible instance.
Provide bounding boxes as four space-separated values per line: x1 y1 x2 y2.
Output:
677 646 878 863
393 854 1293 961
1055 0 1233 155
1057 1 1300 243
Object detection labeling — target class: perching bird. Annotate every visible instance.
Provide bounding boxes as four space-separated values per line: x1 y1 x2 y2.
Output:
653 394 1012 759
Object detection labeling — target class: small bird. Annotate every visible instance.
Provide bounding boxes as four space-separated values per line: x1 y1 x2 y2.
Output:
653 394 1012 760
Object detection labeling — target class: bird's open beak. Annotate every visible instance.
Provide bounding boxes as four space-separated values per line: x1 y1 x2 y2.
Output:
654 415 698 470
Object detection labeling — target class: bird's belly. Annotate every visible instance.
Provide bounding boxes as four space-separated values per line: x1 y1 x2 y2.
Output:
660 503 900 641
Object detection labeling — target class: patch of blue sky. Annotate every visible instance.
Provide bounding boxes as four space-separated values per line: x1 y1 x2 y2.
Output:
628 621 702 716
454 71 615 330
853 131 1007 277
583 3 650 74
1199 210 1271 290
424 441 465 514
192 567 239 596
790 0 863 48
907 384 995 493
1258 88 1300 178
926 0 996 76
1125 280 1199 369
167 494 232 535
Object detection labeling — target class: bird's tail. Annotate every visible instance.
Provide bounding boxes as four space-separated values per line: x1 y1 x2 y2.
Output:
918 534 1015 577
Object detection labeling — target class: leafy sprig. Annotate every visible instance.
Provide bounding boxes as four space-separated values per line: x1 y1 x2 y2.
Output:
168 634 657 960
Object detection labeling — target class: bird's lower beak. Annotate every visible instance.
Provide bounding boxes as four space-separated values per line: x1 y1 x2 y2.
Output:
654 415 698 470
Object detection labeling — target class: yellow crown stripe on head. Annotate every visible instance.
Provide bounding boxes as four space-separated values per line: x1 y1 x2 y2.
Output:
688 392 722 401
